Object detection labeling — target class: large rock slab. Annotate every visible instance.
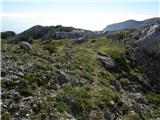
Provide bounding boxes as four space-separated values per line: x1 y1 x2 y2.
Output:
136 24 160 55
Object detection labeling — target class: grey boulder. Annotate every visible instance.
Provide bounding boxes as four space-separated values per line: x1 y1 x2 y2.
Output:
19 41 32 51
98 54 116 69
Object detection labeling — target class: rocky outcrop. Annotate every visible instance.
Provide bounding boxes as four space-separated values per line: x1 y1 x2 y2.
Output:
42 29 90 41
19 25 94 41
135 24 160 55
54 31 69 39
69 30 86 38
130 24 160 93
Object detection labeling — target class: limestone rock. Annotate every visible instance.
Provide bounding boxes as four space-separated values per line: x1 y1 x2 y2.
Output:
73 36 87 44
136 24 160 55
19 41 32 51
98 54 116 69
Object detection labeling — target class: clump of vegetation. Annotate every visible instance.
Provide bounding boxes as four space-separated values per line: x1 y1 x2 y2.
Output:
119 78 129 87
43 44 57 53
146 92 160 105
107 30 132 41
56 101 70 112
96 87 117 107
18 87 32 97
55 85 93 119
1 112 11 120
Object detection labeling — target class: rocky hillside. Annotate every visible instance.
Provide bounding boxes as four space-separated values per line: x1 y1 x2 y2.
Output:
18 25 94 41
103 17 160 32
1 23 160 120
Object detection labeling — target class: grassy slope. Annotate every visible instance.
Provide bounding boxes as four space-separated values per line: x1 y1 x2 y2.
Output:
1 37 160 120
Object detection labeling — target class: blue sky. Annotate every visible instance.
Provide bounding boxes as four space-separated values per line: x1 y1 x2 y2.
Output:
1 0 159 33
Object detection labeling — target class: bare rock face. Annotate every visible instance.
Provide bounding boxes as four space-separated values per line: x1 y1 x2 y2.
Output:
130 24 160 93
136 24 160 55
19 41 32 51
54 31 69 39
41 29 88 40
69 30 86 38
41 32 55 41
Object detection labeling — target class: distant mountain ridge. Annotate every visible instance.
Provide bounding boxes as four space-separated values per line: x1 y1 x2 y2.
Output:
103 17 160 32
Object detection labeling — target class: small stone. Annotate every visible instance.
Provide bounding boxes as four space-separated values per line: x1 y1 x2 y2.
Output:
26 113 30 117
56 71 69 85
18 66 24 71
110 100 115 105
17 72 24 77
12 75 18 80
9 70 13 74
15 112 19 116
3 104 7 109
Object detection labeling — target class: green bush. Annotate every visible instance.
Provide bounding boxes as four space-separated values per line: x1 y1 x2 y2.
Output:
56 102 69 112
3 80 15 89
19 87 32 96
146 92 160 105
2 112 11 120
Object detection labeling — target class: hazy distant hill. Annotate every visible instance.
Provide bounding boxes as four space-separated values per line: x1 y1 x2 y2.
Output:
103 17 160 32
